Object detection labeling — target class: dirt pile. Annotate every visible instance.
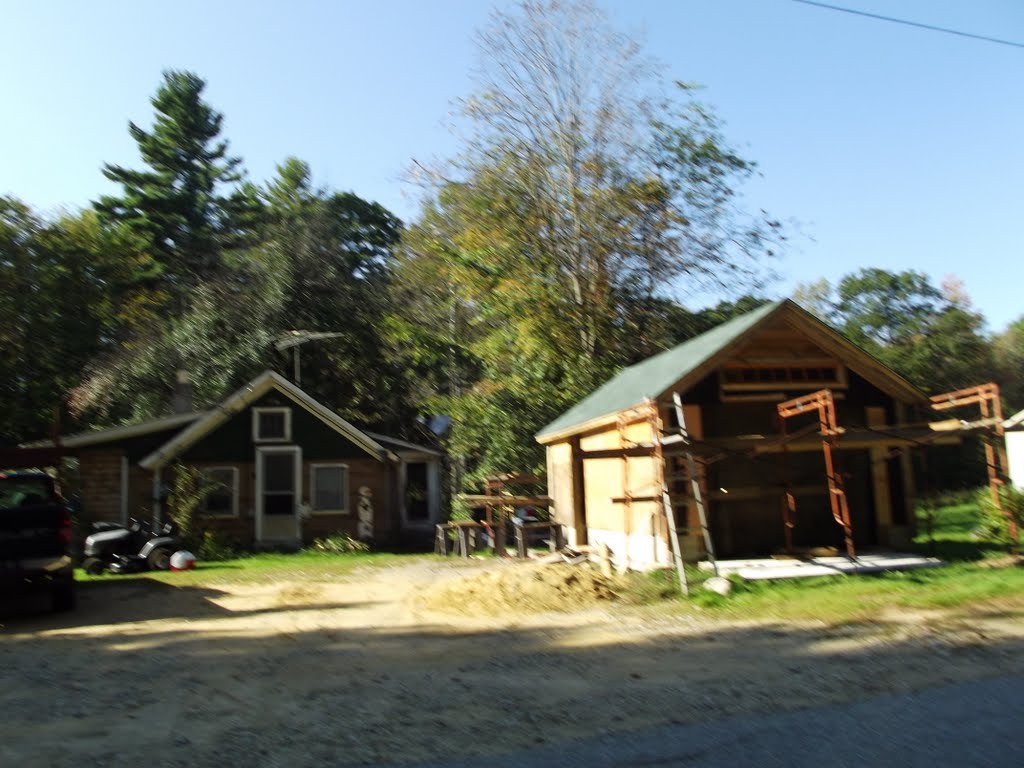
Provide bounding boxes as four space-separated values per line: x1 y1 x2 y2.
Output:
420 561 617 616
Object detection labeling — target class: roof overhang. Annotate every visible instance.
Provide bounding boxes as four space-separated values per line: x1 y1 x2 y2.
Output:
0 445 65 468
537 409 640 446
364 431 443 457
21 411 205 451
139 371 396 470
662 304 928 408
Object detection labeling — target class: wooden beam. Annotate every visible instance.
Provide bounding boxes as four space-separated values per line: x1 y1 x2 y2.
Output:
457 495 552 506
579 446 654 460
570 435 588 546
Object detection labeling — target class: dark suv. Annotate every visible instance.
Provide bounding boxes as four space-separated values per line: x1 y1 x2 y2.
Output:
0 472 76 612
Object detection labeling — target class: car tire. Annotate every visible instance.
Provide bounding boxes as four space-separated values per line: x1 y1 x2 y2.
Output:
147 547 172 571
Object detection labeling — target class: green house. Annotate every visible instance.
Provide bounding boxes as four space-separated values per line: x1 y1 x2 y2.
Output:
36 371 441 547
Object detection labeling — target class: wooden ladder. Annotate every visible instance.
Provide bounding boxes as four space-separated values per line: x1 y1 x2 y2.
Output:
665 392 719 577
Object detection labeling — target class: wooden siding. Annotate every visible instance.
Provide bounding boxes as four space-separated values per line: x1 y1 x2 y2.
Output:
78 449 124 523
546 441 576 543
185 457 397 546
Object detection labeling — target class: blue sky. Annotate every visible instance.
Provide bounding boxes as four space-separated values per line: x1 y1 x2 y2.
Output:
3 0 1022 330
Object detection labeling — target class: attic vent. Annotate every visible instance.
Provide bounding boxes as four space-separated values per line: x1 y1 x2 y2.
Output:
721 365 845 390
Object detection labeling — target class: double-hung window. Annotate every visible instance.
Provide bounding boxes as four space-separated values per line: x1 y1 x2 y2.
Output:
310 464 348 514
202 467 239 517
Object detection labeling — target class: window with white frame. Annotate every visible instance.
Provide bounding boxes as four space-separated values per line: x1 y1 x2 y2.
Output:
253 407 291 442
202 467 239 517
310 464 348 513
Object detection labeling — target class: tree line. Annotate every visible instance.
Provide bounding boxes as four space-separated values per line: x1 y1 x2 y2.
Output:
2 1 1020 487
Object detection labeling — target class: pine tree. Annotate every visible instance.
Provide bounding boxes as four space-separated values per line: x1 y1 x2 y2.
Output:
95 70 257 307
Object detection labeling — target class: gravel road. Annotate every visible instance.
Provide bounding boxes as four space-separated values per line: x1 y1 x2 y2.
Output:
1 560 1022 767
412 673 1024 767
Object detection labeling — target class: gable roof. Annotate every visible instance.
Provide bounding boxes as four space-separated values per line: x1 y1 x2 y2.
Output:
139 371 395 470
536 299 928 443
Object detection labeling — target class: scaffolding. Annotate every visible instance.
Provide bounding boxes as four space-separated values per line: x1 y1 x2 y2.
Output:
579 379 1018 575
777 389 855 559
930 383 1016 547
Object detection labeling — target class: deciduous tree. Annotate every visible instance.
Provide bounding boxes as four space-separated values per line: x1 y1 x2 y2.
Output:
831 268 994 394
994 317 1024 411
400 0 781 479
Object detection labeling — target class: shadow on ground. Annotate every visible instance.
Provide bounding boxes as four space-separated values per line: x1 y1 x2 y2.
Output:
1 571 1022 768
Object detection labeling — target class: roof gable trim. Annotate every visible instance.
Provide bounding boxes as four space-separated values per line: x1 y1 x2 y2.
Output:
138 372 391 470
536 299 930 443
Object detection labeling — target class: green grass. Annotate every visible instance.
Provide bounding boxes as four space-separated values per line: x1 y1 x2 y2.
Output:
619 492 1024 623
76 550 433 588
74 493 1024 625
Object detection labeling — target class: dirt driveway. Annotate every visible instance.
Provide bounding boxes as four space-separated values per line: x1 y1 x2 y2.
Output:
2 559 1023 767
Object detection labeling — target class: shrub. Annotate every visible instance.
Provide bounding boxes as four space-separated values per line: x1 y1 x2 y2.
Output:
977 484 1024 546
197 531 245 562
165 463 213 549
449 495 474 523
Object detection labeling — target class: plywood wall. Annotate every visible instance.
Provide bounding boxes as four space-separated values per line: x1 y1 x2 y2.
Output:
547 441 575 536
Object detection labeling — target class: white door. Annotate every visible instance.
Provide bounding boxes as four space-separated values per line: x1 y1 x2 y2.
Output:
256 446 302 543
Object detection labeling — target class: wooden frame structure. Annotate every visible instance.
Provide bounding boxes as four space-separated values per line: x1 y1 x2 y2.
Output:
539 302 1018 572
441 474 561 558
550 379 1017 573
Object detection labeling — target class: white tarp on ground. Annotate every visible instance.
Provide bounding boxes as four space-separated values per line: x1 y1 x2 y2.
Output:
700 552 945 581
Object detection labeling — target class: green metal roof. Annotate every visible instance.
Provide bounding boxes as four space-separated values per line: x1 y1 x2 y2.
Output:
536 300 785 440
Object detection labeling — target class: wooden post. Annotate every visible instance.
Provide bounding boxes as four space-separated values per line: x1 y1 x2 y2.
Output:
618 413 633 572
552 523 564 552
866 407 894 546
570 436 588 546
494 507 507 557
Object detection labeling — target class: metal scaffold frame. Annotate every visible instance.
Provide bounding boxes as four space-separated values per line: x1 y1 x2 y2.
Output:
930 383 1017 548
777 388 855 560
581 380 1015 575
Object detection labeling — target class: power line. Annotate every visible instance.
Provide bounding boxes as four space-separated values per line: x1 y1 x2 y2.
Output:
793 0 1024 50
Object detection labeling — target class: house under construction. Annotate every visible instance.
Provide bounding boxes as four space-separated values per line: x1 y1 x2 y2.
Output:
537 300 1008 571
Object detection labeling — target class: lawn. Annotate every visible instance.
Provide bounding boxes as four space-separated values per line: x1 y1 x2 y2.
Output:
76 550 432 588
74 491 1024 625
621 491 1024 623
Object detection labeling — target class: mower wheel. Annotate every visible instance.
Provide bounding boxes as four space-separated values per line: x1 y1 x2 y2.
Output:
147 547 172 571
82 557 105 575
